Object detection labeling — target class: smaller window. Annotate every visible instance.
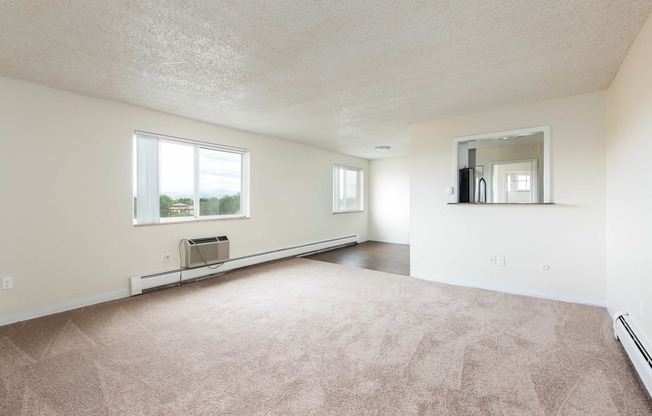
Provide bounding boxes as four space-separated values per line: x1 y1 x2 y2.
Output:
515 174 531 191
333 165 364 213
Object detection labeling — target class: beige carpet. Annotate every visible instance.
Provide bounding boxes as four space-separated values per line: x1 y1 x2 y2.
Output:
0 258 650 415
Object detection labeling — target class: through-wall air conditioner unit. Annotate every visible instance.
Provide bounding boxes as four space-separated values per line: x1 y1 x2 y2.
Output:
182 236 229 269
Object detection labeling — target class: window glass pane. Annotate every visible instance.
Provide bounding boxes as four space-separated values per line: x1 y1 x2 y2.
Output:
333 165 362 213
337 169 345 210
199 148 242 216
345 169 358 210
160 141 194 219
515 174 531 191
132 138 137 220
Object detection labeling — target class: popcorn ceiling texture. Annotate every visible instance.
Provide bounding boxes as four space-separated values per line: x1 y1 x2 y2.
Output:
1 1 651 158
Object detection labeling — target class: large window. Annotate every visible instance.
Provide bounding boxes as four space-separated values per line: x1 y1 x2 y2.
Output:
133 131 249 225
333 164 364 213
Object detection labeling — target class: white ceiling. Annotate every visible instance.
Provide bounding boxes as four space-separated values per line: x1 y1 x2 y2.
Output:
1 1 651 159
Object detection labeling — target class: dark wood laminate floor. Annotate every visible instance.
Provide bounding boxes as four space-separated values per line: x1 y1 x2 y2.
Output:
303 241 410 276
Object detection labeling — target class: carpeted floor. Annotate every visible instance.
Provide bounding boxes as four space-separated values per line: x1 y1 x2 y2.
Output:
0 258 650 415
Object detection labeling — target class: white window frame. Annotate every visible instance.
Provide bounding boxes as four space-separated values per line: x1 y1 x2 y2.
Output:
333 164 364 213
133 131 250 225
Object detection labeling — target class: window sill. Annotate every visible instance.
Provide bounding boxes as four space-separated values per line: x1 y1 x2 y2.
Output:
447 203 555 205
333 210 365 214
134 215 250 227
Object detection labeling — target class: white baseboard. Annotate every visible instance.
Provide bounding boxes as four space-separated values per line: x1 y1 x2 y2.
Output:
0 289 130 327
1 235 359 326
613 312 652 397
130 235 359 295
411 273 606 307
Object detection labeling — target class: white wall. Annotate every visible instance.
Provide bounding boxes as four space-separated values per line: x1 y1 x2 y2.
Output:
606 14 652 343
0 77 369 320
369 157 410 244
410 92 607 305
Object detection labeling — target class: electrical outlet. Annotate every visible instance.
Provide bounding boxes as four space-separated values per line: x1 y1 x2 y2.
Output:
490 256 496 265
497 256 505 266
2 276 13 290
161 253 171 262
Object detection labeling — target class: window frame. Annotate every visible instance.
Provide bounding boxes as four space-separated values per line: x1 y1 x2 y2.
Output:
133 131 250 225
333 164 364 214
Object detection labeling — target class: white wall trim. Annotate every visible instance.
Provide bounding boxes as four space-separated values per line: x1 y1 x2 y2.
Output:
411 273 606 307
0 289 131 327
130 235 359 295
1 235 360 326
612 312 652 397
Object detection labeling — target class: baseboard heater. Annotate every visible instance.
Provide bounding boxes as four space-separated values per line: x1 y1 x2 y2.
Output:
613 312 652 397
129 235 358 295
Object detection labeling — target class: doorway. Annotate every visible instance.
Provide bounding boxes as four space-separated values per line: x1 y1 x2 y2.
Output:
491 159 538 203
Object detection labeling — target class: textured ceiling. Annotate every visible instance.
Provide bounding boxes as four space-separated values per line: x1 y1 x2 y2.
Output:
1 1 651 159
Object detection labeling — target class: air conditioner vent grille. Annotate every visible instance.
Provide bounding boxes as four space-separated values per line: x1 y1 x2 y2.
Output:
182 236 229 268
